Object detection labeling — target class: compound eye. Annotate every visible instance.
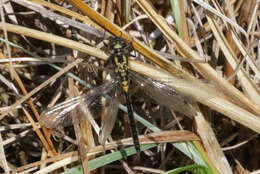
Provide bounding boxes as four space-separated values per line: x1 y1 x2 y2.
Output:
120 41 126 47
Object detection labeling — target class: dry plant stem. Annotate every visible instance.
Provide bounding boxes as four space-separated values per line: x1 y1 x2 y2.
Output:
207 17 260 107
34 156 79 174
0 0 13 81
195 113 232 174
193 0 246 35
88 130 200 153
133 166 164 174
12 0 102 38
1 23 260 133
131 60 260 134
22 107 57 161
40 148 48 169
192 141 220 174
0 23 107 60
80 119 95 165
68 76 89 174
105 0 114 22
18 0 260 114
16 151 78 172
121 0 130 26
122 162 135 174
33 130 194 174
176 0 190 44
27 0 106 32
170 109 183 130
3 129 32 146
246 1 258 34
0 58 83 119
0 132 10 174
222 134 258 151
6 65 57 157
124 130 200 145
60 0 192 76
0 123 33 131
135 0 260 114
60 0 260 115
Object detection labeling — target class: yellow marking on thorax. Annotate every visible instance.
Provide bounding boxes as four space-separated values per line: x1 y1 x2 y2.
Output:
121 81 129 92
114 43 122 49
111 47 130 93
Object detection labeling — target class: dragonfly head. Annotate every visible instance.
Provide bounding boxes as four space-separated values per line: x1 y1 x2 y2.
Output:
110 37 128 54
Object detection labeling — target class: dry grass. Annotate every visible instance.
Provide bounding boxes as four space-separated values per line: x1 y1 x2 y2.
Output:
0 0 259 174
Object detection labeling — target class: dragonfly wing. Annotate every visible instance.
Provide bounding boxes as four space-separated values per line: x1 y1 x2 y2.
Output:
98 96 119 145
40 95 85 128
81 80 120 142
77 80 119 135
40 80 119 129
131 73 197 118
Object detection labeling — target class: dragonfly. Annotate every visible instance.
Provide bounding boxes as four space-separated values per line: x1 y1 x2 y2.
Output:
39 36 210 153
40 36 141 152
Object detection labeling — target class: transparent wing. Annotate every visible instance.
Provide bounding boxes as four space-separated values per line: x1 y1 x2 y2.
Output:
40 95 84 128
98 96 119 145
131 72 231 118
40 80 119 129
131 73 198 118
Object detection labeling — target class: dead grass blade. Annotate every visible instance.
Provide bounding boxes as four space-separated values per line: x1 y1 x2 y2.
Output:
68 74 90 174
0 58 83 119
135 0 260 115
0 133 10 174
195 113 233 174
207 17 260 108
0 23 107 60
6 65 57 157
22 107 56 158
131 60 260 134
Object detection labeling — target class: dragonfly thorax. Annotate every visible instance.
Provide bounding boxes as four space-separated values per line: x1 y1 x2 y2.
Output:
107 37 131 93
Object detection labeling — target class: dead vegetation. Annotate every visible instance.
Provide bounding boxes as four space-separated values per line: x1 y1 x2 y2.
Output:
0 0 259 174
